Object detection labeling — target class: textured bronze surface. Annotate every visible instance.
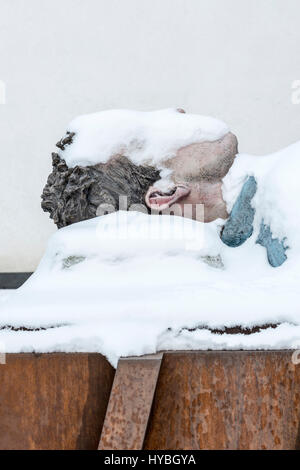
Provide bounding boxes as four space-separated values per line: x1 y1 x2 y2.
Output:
144 351 300 450
41 153 159 228
99 354 163 450
0 353 114 450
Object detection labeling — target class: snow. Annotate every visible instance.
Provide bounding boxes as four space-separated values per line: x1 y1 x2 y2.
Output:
1 195 300 367
0 290 11 302
1 116 300 367
59 108 229 168
223 139 300 249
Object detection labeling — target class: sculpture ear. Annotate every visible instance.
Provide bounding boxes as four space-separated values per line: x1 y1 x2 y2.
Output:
145 185 164 210
145 185 190 212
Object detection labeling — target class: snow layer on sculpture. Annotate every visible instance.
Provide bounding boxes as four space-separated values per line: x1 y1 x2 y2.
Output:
223 140 300 247
1 193 300 367
1 110 300 366
59 108 229 168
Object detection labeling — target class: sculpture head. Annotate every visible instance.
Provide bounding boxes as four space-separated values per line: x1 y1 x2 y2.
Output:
41 110 238 227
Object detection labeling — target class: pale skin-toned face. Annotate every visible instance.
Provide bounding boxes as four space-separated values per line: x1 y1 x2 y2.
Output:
145 132 238 222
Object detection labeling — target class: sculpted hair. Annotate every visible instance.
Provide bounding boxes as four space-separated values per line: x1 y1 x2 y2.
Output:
41 152 160 228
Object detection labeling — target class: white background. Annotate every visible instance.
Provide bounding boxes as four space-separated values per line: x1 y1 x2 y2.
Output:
0 0 299 272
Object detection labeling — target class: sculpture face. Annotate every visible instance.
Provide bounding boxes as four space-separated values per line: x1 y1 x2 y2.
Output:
145 132 238 222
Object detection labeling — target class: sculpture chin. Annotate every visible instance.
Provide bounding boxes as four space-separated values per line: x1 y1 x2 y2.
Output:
145 185 190 211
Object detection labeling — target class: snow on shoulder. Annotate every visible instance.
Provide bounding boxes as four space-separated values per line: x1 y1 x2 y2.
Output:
1 211 300 366
59 108 229 168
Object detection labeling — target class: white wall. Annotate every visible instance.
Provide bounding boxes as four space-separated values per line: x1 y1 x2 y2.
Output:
1 0 300 272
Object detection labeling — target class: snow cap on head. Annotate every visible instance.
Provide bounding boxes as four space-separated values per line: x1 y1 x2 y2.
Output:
58 108 230 168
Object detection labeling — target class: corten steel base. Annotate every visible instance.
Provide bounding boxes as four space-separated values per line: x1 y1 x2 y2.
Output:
100 351 300 450
0 353 114 450
0 351 299 450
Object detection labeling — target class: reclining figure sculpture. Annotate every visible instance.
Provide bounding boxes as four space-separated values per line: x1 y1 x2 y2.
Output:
41 109 288 267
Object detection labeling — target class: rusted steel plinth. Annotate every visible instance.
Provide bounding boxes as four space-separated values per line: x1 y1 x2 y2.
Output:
100 351 300 450
0 353 114 450
0 351 299 449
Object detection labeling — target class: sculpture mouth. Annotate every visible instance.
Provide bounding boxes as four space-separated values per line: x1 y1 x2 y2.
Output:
145 185 190 211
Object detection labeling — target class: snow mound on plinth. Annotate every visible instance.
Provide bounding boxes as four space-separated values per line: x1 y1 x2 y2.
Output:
1 210 300 366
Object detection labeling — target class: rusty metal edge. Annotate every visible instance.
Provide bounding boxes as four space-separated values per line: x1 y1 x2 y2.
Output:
98 353 163 450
